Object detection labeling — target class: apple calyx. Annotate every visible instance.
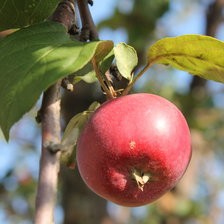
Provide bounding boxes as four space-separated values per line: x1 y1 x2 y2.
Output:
131 169 151 191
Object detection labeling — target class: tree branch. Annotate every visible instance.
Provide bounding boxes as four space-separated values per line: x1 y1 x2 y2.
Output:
50 0 76 32
77 0 99 41
34 82 62 224
206 0 224 37
34 1 76 223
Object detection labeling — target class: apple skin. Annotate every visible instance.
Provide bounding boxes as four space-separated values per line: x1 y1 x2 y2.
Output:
76 93 191 207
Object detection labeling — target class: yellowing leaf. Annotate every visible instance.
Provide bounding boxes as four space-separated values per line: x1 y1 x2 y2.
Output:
147 35 224 83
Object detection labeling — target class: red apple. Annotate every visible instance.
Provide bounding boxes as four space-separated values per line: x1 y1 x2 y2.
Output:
77 93 191 207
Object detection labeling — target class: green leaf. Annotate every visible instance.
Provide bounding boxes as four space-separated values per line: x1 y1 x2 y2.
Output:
0 21 113 140
0 0 61 31
100 49 114 74
62 102 100 145
114 43 138 80
62 101 100 142
73 62 97 85
147 35 224 83
73 71 97 85
73 49 114 85
87 101 101 111
61 102 100 166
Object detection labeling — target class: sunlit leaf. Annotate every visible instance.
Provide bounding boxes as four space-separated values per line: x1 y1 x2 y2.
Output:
0 21 113 140
0 0 61 31
114 42 138 80
147 35 224 83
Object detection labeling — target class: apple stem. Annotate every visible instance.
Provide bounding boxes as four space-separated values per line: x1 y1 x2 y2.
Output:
131 169 151 191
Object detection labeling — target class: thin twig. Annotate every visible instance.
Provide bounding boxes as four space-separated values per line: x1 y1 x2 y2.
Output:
77 0 119 98
77 0 99 41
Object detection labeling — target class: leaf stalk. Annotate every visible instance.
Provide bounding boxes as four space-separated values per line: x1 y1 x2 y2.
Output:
122 62 153 96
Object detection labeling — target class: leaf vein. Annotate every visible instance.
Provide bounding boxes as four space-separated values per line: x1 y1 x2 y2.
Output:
150 53 224 70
